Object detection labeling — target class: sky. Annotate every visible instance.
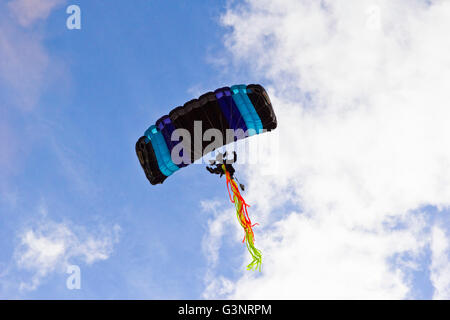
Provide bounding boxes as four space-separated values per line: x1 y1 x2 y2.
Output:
1 0 450 299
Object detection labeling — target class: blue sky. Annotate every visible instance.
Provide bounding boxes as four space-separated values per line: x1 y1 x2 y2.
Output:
0 0 253 299
2 0 450 299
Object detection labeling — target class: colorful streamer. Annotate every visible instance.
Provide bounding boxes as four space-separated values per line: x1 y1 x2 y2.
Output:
222 165 262 271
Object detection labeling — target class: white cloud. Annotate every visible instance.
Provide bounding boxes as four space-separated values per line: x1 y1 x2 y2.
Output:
8 0 65 27
0 23 49 110
430 225 450 299
0 0 66 111
204 0 450 299
15 217 120 291
0 0 68 201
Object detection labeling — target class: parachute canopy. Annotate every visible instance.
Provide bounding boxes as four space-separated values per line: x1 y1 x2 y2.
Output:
136 84 277 185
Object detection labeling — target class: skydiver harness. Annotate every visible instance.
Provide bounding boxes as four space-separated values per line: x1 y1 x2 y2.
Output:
206 151 245 191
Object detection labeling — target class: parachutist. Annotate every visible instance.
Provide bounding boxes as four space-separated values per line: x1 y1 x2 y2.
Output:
136 84 274 271
206 151 244 191
206 164 224 177
206 151 236 178
206 162 236 179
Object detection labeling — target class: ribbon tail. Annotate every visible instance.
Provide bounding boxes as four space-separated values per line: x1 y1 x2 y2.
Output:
223 165 262 271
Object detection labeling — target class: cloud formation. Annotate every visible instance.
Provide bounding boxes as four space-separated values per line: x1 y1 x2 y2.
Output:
14 214 120 291
0 0 65 111
8 0 64 27
204 0 450 299
430 224 450 299
0 0 66 197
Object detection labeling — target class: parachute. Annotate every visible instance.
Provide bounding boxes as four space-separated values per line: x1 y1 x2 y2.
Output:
135 84 277 271
136 84 276 184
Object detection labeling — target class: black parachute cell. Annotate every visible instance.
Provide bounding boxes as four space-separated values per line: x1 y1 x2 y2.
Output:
246 84 277 131
198 92 229 156
169 93 230 163
135 136 167 185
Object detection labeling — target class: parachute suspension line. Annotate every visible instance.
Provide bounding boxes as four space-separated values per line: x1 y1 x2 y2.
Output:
222 165 262 271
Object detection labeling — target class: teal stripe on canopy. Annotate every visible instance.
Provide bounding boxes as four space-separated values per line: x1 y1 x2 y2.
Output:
230 85 263 135
145 125 178 177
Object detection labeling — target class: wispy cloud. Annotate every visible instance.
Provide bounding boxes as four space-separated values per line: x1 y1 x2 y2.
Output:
14 211 120 292
0 0 67 204
204 0 450 299
430 224 450 299
0 0 66 111
8 0 65 27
